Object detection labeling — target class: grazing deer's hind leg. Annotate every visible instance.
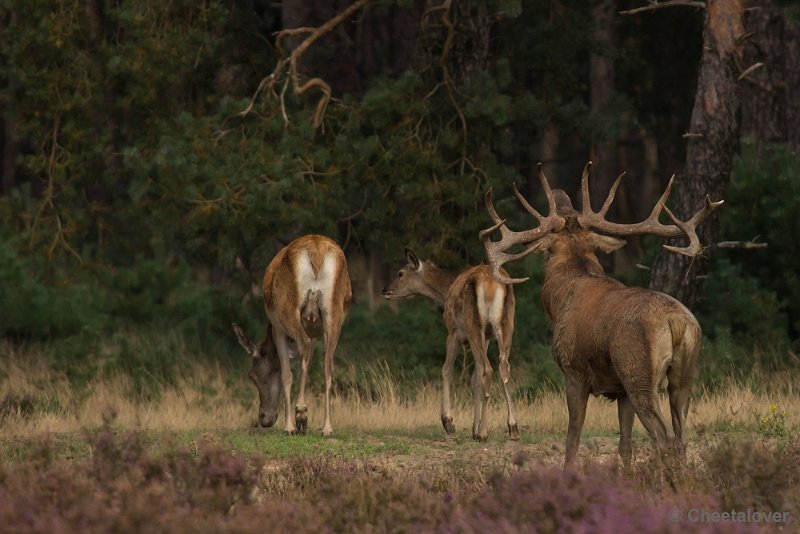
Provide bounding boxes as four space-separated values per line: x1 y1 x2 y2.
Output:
618 395 635 467
441 332 460 435
320 311 343 436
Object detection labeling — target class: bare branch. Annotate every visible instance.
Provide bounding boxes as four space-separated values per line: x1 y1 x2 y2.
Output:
620 1 705 16
716 240 768 249
738 62 764 81
240 0 373 128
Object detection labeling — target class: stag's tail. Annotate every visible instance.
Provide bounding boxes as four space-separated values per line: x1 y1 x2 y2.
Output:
668 314 701 390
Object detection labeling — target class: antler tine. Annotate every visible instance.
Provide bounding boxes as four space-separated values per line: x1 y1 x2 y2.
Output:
512 183 544 220
480 184 565 284
598 172 626 218
580 161 593 213
538 163 558 215
646 174 675 222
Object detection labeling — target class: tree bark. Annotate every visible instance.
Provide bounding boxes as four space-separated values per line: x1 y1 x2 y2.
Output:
740 0 800 149
649 0 745 307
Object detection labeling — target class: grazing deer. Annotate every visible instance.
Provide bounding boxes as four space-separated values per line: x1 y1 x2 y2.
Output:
232 234 351 436
481 163 722 466
382 249 519 441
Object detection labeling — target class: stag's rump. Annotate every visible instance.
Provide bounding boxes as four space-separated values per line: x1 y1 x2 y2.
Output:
563 285 700 398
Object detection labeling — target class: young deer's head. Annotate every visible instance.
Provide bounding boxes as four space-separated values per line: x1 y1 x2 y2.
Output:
232 323 281 428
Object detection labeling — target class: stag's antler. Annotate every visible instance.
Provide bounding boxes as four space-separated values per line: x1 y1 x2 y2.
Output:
480 164 565 284
577 162 724 256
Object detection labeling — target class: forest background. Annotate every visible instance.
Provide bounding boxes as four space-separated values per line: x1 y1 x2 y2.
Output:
1 0 799 402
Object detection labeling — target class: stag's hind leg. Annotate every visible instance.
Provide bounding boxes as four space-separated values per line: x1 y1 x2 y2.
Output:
626 390 673 447
564 379 590 467
617 395 635 467
667 371 692 445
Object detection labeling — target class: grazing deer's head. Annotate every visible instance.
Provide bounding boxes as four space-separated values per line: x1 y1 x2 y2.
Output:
232 323 281 428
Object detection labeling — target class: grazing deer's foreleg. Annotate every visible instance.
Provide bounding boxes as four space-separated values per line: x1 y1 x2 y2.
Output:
617 395 635 467
293 332 314 435
273 329 297 435
496 325 519 440
564 379 590 467
441 332 460 434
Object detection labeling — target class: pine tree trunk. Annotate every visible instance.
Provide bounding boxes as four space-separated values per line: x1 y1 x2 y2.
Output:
649 0 745 307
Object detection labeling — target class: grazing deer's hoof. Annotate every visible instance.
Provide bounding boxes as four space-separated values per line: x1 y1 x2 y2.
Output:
441 416 456 435
508 423 520 441
472 432 488 442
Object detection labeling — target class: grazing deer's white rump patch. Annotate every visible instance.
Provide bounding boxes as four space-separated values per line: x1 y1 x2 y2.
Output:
295 249 337 314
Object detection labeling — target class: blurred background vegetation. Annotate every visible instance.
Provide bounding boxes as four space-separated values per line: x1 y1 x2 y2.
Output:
1 0 798 401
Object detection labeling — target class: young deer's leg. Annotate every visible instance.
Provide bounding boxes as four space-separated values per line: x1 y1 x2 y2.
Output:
273 329 297 435
564 379 590 467
617 395 635 468
293 332 314 435
441 332 460 435
320 312 344 436
495 324 519 440
466 330 492 441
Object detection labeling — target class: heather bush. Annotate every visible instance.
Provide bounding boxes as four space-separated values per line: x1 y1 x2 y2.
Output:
0 422 794 533
704 438 800 517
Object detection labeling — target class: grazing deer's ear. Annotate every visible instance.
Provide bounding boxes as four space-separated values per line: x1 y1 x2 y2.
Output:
591 234 627 254
232 323 255 354
404 248 421 270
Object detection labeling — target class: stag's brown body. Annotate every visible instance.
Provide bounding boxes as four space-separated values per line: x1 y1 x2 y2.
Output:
481 163 721 466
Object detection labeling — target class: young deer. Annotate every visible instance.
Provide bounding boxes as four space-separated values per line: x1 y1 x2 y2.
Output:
481 163 722 466
233 234 351 435
382 249 519 441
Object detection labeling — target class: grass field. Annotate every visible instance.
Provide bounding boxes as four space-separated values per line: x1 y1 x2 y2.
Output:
1 340 798 532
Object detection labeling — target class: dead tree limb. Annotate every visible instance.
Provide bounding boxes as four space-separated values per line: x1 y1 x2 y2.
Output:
620 1 706 16
240 0 374 129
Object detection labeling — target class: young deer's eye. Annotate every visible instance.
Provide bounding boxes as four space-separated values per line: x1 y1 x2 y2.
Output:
398 271 404 278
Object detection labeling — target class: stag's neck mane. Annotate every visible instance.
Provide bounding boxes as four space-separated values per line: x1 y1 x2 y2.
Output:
418 262 458 306
541 247 621 321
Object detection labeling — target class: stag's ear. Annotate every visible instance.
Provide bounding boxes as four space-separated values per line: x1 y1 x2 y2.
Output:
232 323 256 355
591 234 627 254
404 248 421 270
529 235 554 254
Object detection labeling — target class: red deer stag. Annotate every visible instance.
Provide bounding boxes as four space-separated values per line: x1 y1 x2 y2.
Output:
232 235 351 436
382 249 519 441
481 163 722 466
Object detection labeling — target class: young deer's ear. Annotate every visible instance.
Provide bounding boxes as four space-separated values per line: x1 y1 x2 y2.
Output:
232 323 255 354
404 248 421 271
591 234 627 254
